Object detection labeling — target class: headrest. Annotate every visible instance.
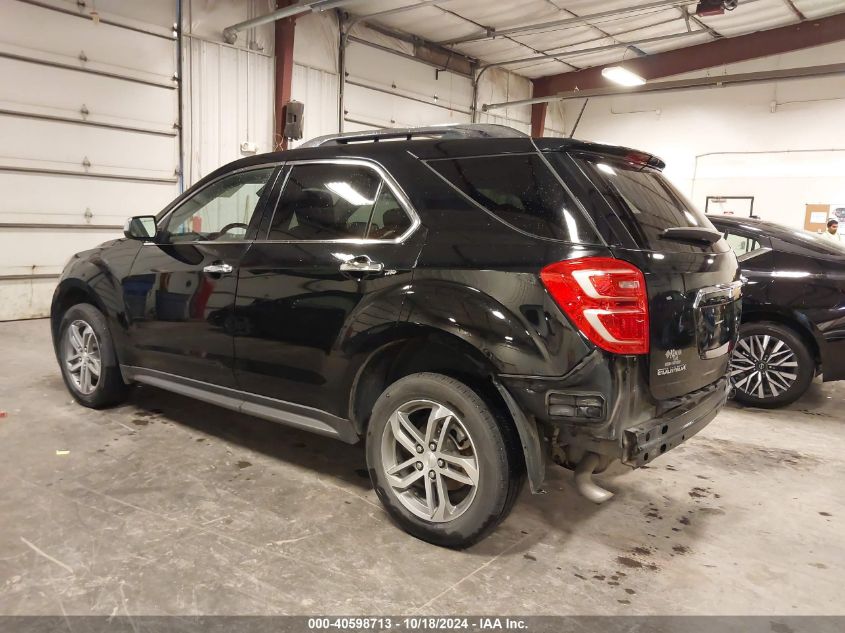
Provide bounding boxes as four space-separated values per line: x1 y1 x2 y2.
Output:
382 208 406 229
294 189 339 232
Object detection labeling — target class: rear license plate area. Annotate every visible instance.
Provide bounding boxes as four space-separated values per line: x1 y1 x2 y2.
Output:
694 283 742 359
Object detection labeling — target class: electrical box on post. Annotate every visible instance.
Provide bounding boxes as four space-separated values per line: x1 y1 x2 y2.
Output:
284 100 304 140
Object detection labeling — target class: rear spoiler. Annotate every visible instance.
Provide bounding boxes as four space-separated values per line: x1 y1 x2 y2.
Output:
534 138 666 171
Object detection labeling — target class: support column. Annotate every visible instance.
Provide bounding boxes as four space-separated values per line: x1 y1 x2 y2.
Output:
530 102 547 138
274 3 297 150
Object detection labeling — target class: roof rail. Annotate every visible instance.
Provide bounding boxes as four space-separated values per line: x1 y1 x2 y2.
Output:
299 123 527 148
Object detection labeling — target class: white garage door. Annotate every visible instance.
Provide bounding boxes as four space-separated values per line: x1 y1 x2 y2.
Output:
0 0 180 320
343 39 474 131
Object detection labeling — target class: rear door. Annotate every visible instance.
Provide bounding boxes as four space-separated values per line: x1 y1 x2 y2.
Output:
552 151 741 400
233 159 422 418
122 165 278 387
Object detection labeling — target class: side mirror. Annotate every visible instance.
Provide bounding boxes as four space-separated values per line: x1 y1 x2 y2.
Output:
124 215 158 241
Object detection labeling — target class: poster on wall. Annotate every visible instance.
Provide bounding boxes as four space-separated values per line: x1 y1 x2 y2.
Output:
705 196 755 217
804 204 845 232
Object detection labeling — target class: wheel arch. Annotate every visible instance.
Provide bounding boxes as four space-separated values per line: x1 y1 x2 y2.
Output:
741 306 822 370
349 326 547 493
50 279 109 353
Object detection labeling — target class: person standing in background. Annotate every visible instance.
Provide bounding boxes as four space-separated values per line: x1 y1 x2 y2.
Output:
821 219 842 243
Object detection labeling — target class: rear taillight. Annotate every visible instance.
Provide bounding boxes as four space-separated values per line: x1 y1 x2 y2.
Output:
540 257 649 355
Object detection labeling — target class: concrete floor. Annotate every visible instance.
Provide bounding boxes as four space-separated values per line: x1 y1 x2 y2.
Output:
0 318 842 616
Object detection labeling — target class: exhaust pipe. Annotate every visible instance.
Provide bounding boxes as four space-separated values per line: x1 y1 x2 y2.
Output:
574 452 614 504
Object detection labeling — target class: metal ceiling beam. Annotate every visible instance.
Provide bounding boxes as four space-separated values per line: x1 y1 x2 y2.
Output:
533 12 845 97
436 0 693 46
487 63 845 110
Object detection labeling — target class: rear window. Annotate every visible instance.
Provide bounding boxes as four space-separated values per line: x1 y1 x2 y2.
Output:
427 154 599 243
573 153 715 251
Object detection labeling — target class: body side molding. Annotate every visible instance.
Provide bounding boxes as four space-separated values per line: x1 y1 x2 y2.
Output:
121 366 360 443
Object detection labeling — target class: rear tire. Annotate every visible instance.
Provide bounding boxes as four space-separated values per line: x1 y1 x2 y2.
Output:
58 303 129 409
730 321 814 408
366 372 523 548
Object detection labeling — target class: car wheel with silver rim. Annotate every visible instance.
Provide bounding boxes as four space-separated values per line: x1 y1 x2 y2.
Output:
58 303 129 408
366 372 523 548
63 320 102 395
730 321 814 408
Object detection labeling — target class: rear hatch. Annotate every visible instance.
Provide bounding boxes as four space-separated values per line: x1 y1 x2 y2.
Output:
546 148 741 401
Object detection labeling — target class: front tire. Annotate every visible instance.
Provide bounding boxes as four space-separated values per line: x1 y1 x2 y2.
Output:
366 372 523 548
58 303 129 408
730 322 814 408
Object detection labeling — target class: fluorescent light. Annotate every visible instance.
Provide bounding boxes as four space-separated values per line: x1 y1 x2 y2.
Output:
601 66 646 87
596 162 616 175
326 182 373 206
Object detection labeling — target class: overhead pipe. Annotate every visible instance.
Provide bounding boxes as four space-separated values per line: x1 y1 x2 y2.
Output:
223 0 362 45
482 63 845 111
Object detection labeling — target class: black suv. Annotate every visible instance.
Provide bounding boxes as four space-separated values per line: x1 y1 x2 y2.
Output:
52 124 741 547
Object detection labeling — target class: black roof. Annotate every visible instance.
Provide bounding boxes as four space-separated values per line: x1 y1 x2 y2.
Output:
202 125 666 186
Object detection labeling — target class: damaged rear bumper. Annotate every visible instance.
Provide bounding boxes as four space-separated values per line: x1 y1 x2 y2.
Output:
622 377 729 467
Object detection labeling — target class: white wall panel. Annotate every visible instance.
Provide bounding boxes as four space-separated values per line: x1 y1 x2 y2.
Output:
0 0 176 85
475 67 531 134
290 64 339 147
0 0 179 319
344 82 472 129
0 278 60 322
0 57 176 133
294 12 338 73
344 40 473 131
0 172 178 225
0 116 176 179
0 229 121 276
182 36 274 185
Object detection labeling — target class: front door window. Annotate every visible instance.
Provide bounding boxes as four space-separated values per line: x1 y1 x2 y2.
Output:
163 168 275 243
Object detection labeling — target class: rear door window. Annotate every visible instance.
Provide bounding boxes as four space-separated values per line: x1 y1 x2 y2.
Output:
266 162 414 241
427 154 599 244
723 230 768 261
572 153 718 251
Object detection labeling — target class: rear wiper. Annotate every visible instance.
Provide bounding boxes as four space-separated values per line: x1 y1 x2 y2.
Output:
660 227 722 245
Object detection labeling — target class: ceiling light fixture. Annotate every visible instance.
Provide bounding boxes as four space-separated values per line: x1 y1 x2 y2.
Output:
601 66 646 87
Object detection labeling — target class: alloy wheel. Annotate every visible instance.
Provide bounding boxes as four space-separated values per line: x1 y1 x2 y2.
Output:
63 320 102 395
380 399 479 523
730 334 799 400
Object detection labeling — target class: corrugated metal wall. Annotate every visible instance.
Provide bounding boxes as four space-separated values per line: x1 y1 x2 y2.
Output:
182 36 274 184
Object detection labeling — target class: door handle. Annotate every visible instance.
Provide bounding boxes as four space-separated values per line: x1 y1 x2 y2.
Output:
203 263 234 275
339 255 384 274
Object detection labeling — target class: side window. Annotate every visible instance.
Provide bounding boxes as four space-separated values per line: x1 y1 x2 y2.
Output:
368 187 412 239
724 231 762 258
164 168 274 243
268 163 381 240
427 154 597 243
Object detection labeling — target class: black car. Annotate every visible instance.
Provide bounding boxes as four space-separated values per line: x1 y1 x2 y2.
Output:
51 124 740 547
709 215 845 408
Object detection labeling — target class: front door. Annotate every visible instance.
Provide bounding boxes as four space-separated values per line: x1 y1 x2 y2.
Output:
234 159 422 418
122 165 278 387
